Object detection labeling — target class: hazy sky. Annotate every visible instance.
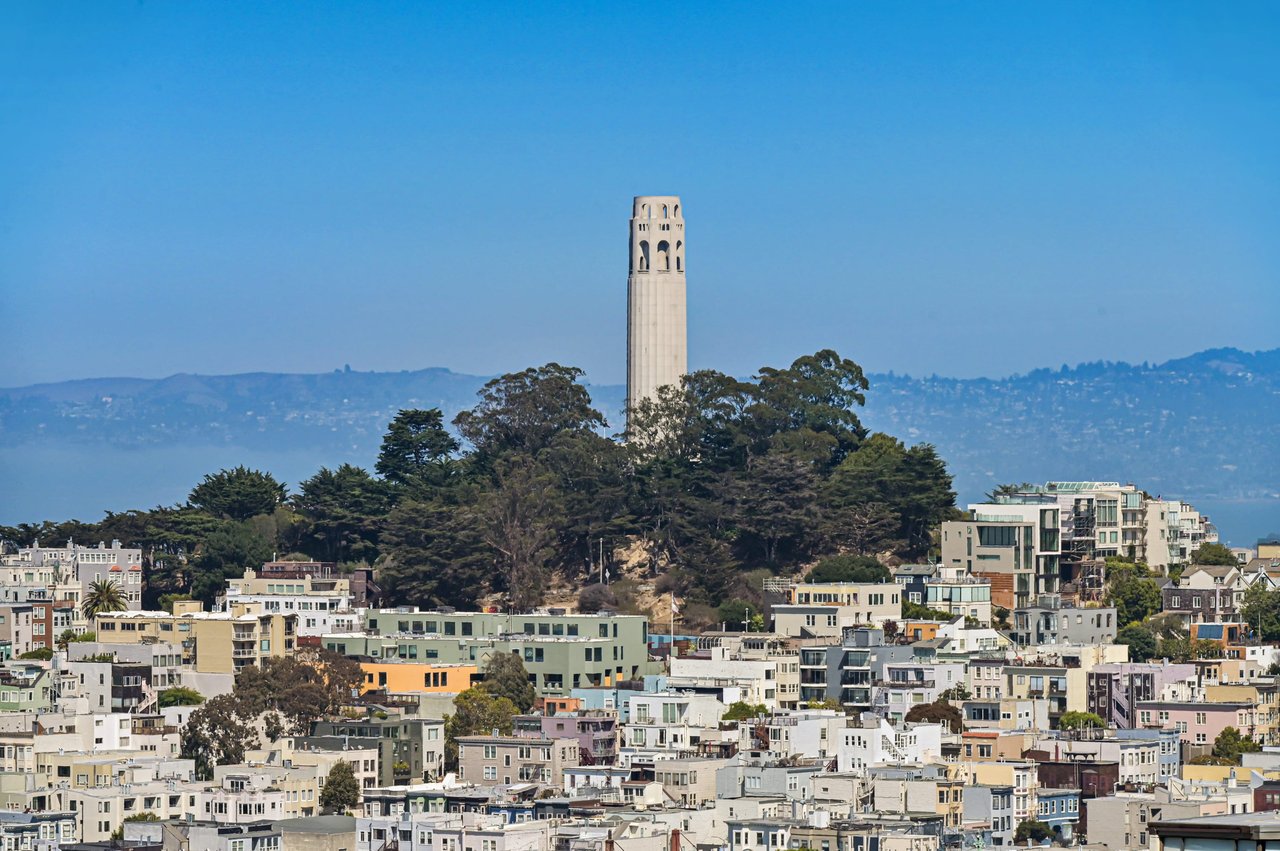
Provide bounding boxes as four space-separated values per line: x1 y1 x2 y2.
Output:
2 2 1277 388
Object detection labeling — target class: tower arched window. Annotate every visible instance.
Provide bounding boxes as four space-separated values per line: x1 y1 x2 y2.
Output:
656 240 670 272
638 240 650 272
642 203 650 218
675 240 683 272
674 204 680 218
662 205 668 218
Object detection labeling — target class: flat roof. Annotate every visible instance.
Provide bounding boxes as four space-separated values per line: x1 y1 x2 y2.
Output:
1151 812 1280 839
274 815 356 834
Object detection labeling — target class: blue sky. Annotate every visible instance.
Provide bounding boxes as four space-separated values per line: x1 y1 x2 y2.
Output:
2 2 1277 387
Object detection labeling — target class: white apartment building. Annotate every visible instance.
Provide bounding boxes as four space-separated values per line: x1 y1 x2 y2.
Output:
787 582 901 627
358 812 556 851
668 647 780 709
626 693 727 751
736 709 846 761
4 540 145 610
978 482 1219 575
691 634 802 709
874 662 966 723
219 593 360 636
222 568 360 636
837 714 945 772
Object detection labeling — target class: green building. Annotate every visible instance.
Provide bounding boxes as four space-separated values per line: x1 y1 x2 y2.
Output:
324 609 655 695
0 665 53 712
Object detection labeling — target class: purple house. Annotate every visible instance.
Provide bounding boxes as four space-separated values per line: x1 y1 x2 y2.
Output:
513 711 619 765
1086 663 1197 729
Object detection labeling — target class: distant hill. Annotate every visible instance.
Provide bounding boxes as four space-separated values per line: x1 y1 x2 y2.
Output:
0 366 500 456
868 347 1280 506
2 348 1277 538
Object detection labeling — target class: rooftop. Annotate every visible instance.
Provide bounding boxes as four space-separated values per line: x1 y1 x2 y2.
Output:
274 815 356 834
1152 812 1280 839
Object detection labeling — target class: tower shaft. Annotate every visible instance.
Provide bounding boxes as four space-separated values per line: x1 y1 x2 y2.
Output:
626 195 687 428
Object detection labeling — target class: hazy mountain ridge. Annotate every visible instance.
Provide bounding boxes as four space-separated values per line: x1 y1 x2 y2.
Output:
868 347 1280 503
2 348 1277 508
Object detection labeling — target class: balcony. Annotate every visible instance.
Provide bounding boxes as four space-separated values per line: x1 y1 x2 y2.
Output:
879 679 935 689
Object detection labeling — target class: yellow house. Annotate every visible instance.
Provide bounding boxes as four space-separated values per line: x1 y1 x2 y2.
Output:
93 600 297 675
36 751 141 789
359 661 479 694
935 776 965 828
1195 657 1254 687
225 568 351 598
969 760 1040 826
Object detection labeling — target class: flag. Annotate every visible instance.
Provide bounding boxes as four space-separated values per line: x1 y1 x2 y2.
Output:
671 595 680 615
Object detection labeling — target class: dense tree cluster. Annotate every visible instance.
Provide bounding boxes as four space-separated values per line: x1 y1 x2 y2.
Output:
904 699 964 733
1242 583 1280 641
1057 711 1106 731
722 701 770 722
1 351 956 618
179 649 363 778
1212 726 1260 765
443 688 519 770
807 555 891 584
1103 559 1163 627
481 651 537 712
1191 542 1240 566
1013 820 1053 845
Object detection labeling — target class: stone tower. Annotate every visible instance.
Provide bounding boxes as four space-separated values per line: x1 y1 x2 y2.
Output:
626 195 687 428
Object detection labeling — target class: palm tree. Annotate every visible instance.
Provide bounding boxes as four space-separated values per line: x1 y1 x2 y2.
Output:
82 579 128 618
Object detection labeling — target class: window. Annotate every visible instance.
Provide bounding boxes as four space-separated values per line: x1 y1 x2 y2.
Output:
978 526 1017 547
